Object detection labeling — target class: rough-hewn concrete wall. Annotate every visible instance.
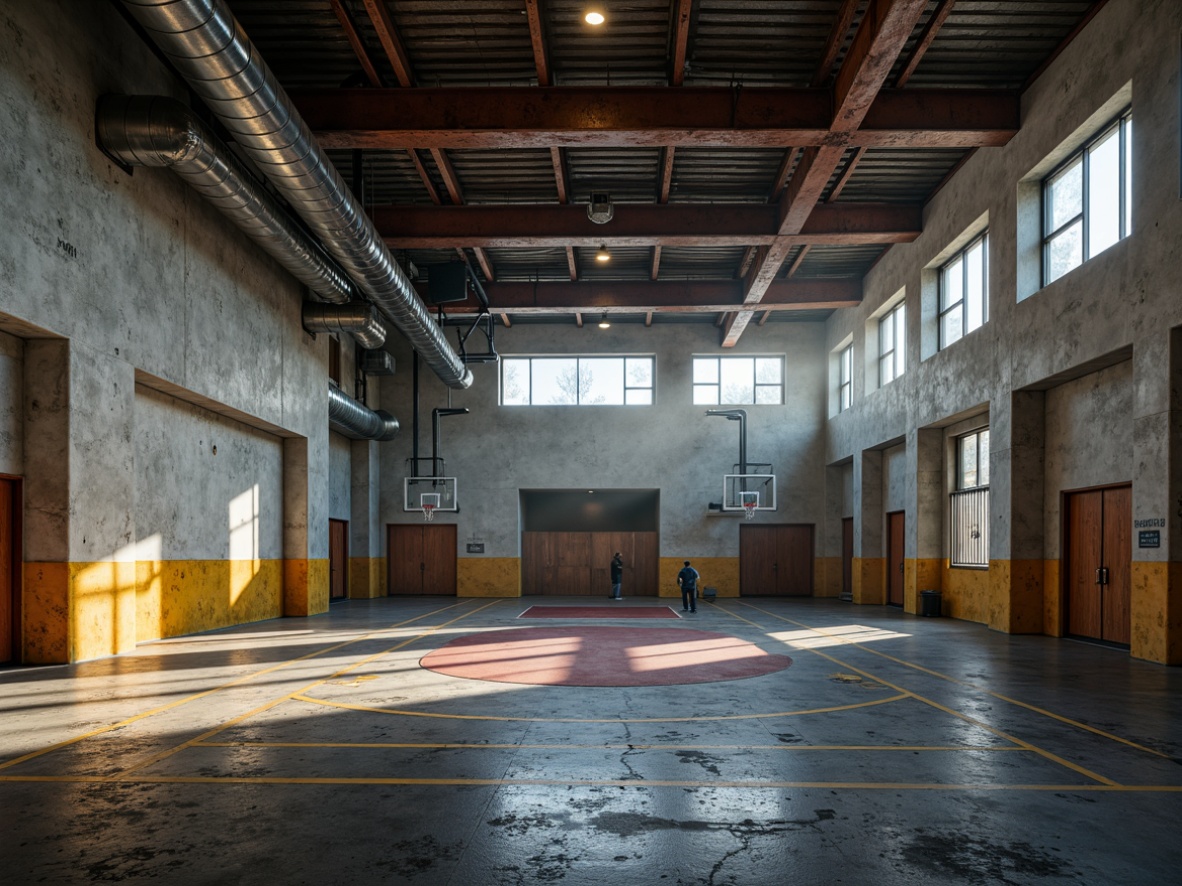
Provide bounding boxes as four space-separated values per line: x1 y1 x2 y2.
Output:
1 1 334 660
821 0 1182 660
329 431 352 521
380 322 829 594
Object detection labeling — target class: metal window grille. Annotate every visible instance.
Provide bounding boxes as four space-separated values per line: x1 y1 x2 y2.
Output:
950 487 989 568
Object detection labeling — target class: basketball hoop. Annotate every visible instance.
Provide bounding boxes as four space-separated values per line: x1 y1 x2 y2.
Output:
420 492 441 522
739 490 759 520
743 501 757 520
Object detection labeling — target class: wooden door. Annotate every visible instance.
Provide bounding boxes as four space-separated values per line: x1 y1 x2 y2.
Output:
1065 486 1130 644
1100 486 1131 644
522 531 658 596
422 524 457 595
741 524 814 596
387 524 457 596
0 478 17 664
329 519 348 600
841 517 854 601
887 511 905 606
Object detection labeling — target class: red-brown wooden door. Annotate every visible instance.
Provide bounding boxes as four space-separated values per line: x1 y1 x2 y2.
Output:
521 532 658 596
329 519 348 600
740 524 814 596
1065 486 1130 644
887 511 905 606
841 517 853 601
0 478 18 663
387 524 457 595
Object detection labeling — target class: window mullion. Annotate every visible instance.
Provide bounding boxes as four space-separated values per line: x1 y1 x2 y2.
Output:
1081 148 1090 262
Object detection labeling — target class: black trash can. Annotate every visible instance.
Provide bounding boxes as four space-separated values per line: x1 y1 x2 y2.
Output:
919 590 942 617
702 587 718 603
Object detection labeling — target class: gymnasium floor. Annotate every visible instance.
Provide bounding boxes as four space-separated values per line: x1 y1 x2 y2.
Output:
2 596 1180 885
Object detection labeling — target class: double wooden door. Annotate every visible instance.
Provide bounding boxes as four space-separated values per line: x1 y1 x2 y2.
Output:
1064 486 1131 645
887 511 905 606
521 531 658 596
329 519 348 600
740 524 814 596
0 478 17 663
387 523 457 595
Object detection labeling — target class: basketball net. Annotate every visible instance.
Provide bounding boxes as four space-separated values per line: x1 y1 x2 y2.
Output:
743 501 756 520
422 504 436 523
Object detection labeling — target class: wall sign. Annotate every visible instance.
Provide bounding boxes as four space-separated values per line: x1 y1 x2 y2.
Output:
1139 530 1161 548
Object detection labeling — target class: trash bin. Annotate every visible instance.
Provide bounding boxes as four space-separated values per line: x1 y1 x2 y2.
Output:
702 587 718 603
919 590 942 617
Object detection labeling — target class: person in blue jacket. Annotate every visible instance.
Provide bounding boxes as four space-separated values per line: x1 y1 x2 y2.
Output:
609 552 624 599
677 561 700 613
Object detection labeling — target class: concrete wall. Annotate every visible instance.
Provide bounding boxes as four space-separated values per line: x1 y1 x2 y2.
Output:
0 0 335 661
329 431 353 521
380 322 830 597
821 0 1182 662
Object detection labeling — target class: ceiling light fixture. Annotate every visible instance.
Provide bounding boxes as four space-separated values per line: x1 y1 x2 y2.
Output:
598 313 611 329
584 6 606 26
596 243 611 262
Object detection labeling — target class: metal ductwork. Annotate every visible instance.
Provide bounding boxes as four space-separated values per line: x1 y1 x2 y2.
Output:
328 384 398 442
302 302 386 350
117 0 474 390
96 94 355 306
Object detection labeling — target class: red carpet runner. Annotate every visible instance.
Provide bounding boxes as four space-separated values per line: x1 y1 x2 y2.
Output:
420 626 793 687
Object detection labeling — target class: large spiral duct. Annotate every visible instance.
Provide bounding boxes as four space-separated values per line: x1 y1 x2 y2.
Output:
328 385 399 442
117 0 473 390
97 94 357 307
302 302 387 351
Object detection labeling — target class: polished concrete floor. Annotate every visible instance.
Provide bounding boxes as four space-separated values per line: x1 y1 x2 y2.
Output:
2 596 1181 885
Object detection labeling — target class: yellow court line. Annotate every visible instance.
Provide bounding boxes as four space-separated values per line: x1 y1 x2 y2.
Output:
4 773 1182 792
108 600 502 781
196 740 1025 752
722 602 1119 786
290 691 909 722
734 601 1171 761
0 599 479 773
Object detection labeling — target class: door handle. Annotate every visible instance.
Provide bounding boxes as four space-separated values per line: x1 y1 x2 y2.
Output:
1101 567 1109 586
899 562 904 574
1096 568 1102 585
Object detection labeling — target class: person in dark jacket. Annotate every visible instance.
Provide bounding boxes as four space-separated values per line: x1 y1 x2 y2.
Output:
609 552 624 599
677 561 700 612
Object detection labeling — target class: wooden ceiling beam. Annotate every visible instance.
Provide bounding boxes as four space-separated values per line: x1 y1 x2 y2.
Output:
431 278 860 314
894 0 956 88
811 0 864 88
330 0 383 87
372 202 922 248
293 86 1018 150
524 0 552 87
670 0 694 86
361 0 414 87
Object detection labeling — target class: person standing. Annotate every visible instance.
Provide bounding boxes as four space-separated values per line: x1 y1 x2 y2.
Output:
677 560 700 612
609 552 624 600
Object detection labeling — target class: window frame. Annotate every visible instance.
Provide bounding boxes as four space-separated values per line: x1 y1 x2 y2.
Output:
938 232 989 350
956 428 990 491
1041 108 1132 287
838 345 852 412
878 301 905 387
692 355 784 406
499 355 655 406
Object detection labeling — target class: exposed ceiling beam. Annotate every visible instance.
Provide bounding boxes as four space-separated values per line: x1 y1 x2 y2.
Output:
499 312 511 327
294 87 1019 149
894 0 956 88
432 279 861 314
361 0 414 87
812 0 864 88
565 246 578 281
524 0 551 87
725 0 930 346
670 0 694 86
406 149 442 204
373 202 922 248
650 246 662 281
330 0 383 87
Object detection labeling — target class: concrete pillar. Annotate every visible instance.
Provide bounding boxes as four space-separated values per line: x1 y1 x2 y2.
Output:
816 464 846 597
988 391 1046 634
23 340 136 663
1130 327 1182 663
904 427 943 613
282 436 328 616
853 449 884 604
349 438 384 598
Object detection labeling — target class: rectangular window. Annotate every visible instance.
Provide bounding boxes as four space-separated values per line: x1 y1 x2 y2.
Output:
692 356 783 405
939 233 988 349
1043 110 1132 285
951 427 989 567
500 355 654 405
838 345 852 412
878 302 905 386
